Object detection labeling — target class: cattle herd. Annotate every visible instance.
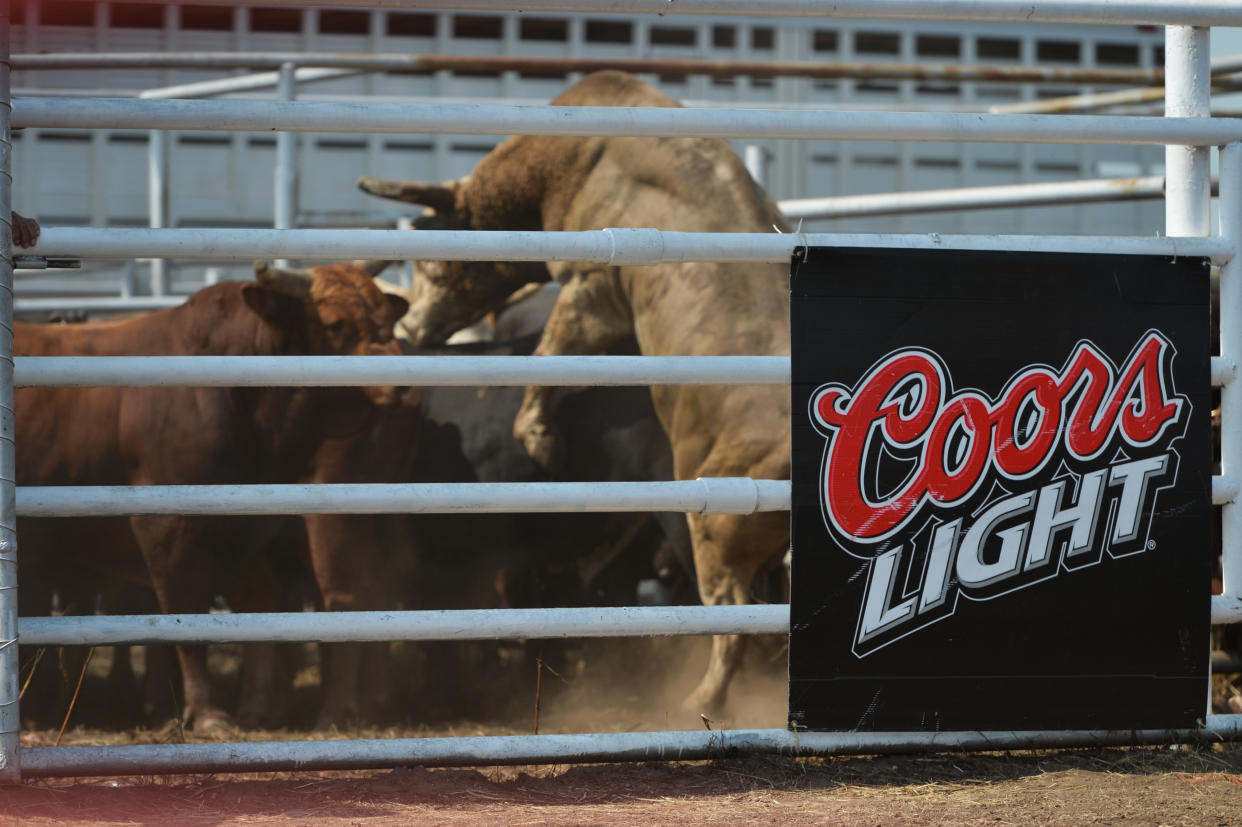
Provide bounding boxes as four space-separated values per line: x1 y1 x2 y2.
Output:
16 70 793 733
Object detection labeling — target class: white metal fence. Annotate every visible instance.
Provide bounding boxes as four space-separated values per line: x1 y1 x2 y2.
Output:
4 0 1242 782
20 2 1232 311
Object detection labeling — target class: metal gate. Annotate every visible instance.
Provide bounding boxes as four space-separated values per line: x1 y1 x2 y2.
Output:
3 0 1242 781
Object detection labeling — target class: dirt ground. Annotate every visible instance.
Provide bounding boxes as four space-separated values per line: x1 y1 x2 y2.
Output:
8 637 1242 825
5 748 1242 826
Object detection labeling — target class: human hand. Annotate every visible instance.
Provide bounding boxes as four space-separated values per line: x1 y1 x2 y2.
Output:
11 211 39 248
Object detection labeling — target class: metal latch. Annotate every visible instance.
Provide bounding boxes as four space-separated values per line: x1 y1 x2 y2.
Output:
13 257 82 270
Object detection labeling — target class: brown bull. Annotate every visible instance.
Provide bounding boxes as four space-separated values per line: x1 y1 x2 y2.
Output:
16 262 410 730
358 70 790 714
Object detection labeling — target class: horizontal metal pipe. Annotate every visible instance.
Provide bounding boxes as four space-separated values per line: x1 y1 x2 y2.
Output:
25 227 1235 265
15 355 790 387
14 97 1242 146
140 68 362 100
26 227 774 262
19 604 790 646
38 0 1240 27
1214 595 1242 624
15 354 1231 390
14 476 1230 517
781 176 1178 219
21 719 1242 778
12 52 1169 86
24 599 1242 643
14 296 184 313
15 478 793 517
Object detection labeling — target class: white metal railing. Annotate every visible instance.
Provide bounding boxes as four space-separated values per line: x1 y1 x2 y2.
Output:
11 171 1217 314
10 42 1224 310
779 175 1190 220
13 296 182 313
9 476 1237 517
15 479 791 518
19 605 792 646
23 227 1235 264
3 0 1241 782
16 97 1242 144
11 351 1236 389
14 354 790 386
22 721 1242 778
18 224 1230 314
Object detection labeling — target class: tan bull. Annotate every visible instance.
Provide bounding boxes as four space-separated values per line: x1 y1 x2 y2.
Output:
358 70 791 714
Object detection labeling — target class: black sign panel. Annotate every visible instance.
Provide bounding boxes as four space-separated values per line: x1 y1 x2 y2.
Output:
789 247 1212 732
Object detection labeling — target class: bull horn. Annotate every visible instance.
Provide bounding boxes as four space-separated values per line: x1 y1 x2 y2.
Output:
253 260 313 298
358 176 457 212
503 282 548 308
372 276 408 298
352 258 394 277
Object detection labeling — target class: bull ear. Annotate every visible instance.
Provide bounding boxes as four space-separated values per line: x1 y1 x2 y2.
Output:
253 259 313 299
242 282 296 324
384 292 410 323
370 275 411 325
358 176 458 213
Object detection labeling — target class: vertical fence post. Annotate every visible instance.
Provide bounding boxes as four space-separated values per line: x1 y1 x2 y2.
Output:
274 62 297 269
744 144 768 190
1219 142 1242 614
0 0 20 784
1166 25 1214 718
396 215 414 289
147 130 168 296
1164 25 1212 237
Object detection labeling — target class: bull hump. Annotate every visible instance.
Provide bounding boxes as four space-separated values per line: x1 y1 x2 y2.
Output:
550 71 682 109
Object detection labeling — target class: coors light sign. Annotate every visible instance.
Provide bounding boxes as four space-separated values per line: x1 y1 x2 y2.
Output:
789 247 1210 732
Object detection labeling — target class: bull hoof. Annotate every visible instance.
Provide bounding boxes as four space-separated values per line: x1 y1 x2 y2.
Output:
191 709 236 736
681 687 727 718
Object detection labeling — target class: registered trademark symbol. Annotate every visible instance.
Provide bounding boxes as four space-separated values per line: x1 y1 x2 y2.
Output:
1147 540 1157 550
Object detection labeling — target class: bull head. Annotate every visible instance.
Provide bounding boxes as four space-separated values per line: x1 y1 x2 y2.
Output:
248 260 413 408
357 174 549 347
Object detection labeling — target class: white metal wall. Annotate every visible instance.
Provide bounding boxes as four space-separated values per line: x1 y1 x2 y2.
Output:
10 2 1165 237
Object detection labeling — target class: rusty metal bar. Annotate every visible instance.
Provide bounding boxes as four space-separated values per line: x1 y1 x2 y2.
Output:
13 0 1240 26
